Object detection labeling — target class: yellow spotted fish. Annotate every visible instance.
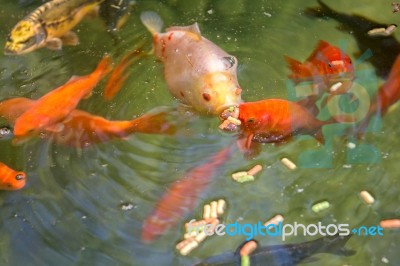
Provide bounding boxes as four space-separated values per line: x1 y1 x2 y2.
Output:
4 0 105 55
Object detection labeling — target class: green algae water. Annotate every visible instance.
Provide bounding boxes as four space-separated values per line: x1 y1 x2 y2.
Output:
0 0 399 265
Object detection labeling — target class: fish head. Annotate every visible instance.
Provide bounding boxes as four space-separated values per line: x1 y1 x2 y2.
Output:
316 45 354 77
1 171 26 190
4 20 46 55
198 72 242 115
238 102 266 132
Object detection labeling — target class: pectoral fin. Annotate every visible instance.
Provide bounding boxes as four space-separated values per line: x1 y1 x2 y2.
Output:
61 31 80 46
46 38 63 50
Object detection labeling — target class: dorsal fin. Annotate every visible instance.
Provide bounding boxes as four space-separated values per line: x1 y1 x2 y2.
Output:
167 23 202 40
307 40 331 61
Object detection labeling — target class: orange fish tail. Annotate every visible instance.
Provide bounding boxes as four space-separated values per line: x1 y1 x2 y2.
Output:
284 56 312 80
93 55 113 80
128 111 176 135
104 48 145 100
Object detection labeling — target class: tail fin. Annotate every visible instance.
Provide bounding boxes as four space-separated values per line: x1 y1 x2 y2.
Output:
93 54 113 79
140 11 163 35
284 56 312 80
304 0 336 19
103 47 145 100
128 111 176 135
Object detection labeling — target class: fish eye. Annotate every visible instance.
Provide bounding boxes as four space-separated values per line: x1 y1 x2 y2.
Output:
15 174 25 181
328 63 333 68
202 93 211 102
247 118 255 123
222 56 236 69
349 59 352 64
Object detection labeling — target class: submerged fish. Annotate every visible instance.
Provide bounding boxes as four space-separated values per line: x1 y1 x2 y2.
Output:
141 146 233 243
140 11 242 115
195 234 354 266
234 99 334 152
13 55 112 138
305 0 400 79
99 0 133 32
285 40 354 95
4 0 105 55
0 162 26 190
0 97 176 147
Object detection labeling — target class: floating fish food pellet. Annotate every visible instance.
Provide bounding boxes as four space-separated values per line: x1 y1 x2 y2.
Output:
281 157 297 170
203 204 211 219
179 240 199 256
264 214 284 226
210 201 218 218
232 171 248 180
360 190 375 205
240 240 258 256
235 175 255 183
227 116 241 125
217 199 226 215
380 219 400 229
330 82 343 92
312 201 330 213
247 164 263 176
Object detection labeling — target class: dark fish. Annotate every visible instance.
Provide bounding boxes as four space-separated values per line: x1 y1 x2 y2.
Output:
305 0 400 79
99 0 133 32
194 234 354 266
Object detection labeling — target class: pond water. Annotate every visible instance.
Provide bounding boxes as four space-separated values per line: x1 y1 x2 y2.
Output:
0 0 399 265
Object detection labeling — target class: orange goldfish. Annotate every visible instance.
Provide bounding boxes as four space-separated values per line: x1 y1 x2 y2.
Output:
13 55 112 137
141 146 233 243
0 162 26 190
1 97 175 147
229 99 334 151
285 40 354 95
140 11 242 115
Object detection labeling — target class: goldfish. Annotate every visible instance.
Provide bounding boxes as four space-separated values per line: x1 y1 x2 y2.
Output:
195 234 354 266
306 0 400 79
4 0 105 55
285 40 354 95
221 99 334 152
13 55 112 138
0 162 26 190
1 97 176 147
140 11 242 115
141 146 233 243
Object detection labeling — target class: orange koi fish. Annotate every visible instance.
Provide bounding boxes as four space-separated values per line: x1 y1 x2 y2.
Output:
140 11 242 115
141 145 233 243
13 55 112 137
233 99 334 150
1 97 175 147
0 162 26 190
285 40 354 95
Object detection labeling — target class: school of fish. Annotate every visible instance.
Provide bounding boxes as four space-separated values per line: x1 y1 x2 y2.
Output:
2 0 400 264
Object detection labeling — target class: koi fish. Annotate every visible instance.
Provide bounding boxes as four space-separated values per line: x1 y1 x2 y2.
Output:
285 40 354 95
0 162 26 190
1 97 175 147
4 0 105 55
140 11 242 115
234 99 334 151
305 0 400 79
195 234 354 266
141 145 233 243
13 55 112 138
